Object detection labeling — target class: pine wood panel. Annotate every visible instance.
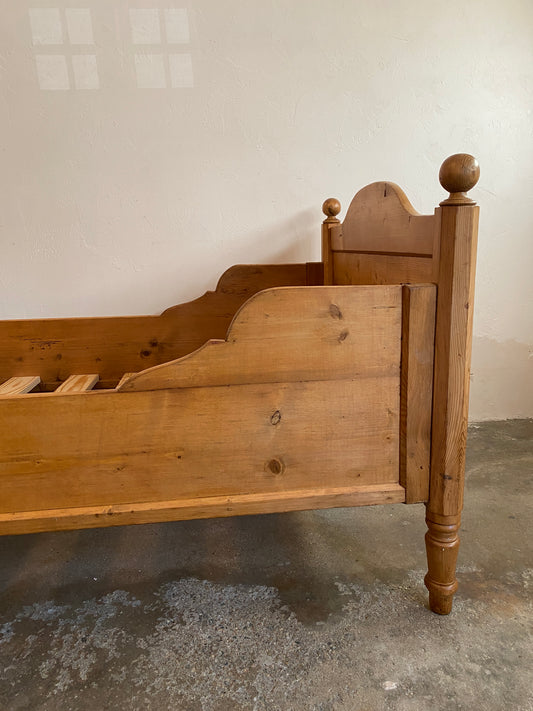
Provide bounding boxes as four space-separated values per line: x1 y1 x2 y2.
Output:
333 252 433 286
118 285 402 392
336 182 435 256
0 376 400 516
0 264 308 389
400 284 437 503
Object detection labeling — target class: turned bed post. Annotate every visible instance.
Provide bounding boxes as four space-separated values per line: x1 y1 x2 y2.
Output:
321 198 342 285
425 154 480 614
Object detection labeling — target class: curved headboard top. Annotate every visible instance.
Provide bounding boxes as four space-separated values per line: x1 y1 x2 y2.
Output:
321 154 479 286
326 181 435 257
322 154 479 260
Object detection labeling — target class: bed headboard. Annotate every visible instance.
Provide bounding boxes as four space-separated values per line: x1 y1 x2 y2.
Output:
321 154 481 567
321 154 480 288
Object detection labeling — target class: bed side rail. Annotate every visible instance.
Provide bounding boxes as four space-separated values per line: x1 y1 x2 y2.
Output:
0 263 311 390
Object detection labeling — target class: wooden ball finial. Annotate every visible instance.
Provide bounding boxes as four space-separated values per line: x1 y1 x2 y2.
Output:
439 154 480 205
322 198 341 221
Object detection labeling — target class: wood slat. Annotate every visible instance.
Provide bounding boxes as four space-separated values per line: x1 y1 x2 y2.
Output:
0 375 40 396
54 374 99 394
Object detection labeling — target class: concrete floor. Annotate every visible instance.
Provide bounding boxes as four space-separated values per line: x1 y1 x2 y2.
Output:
0 419 531 711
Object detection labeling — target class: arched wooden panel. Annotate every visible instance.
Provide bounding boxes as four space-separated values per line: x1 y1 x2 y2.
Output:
336 182 435 256
322 183 440 286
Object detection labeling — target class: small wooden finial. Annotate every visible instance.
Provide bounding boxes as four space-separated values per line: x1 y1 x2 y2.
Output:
322 198 341 222
439 154 480 206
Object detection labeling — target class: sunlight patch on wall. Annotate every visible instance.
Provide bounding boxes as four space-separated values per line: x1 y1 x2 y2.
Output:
29 6 192 91
29 7 98 90
130 8 193 89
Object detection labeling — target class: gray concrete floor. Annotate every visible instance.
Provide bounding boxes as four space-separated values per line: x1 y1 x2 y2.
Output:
1 420 532 711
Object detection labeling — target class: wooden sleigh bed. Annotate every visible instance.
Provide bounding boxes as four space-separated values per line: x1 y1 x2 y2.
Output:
0 154 480 615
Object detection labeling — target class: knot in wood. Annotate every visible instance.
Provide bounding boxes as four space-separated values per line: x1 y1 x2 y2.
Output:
329 303 342 319
270 410 281 425
266 458 284 476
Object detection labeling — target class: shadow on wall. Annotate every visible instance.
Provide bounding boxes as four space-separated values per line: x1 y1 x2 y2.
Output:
469 337 533 421
149 208 319 306
0 206 320 321
216 208 320 267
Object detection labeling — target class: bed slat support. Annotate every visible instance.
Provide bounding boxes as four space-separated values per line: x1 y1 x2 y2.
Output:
116 373 137 390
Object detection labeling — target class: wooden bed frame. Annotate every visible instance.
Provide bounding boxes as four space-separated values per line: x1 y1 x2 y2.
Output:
0 154 480 615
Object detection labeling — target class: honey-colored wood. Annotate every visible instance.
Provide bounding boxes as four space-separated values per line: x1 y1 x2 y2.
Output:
322 181 442 287
54 374 99 393
333 251 433 286
0 263 309 390
439 153 480 206
118 286 402 392
0 375 40 396
335 182 435 256
0 376 399 518
0 156 480 616
400 285 437 503
425 514 460 615
0 484 406 536
116 373 137 390
305 261 324 286
0 285 401 526
321 199 342 285
425 154 480 614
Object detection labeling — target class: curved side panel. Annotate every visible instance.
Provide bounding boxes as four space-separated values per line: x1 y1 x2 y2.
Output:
0 263 308 389
334 182 436 257
118 284 402 392
161 263 308 317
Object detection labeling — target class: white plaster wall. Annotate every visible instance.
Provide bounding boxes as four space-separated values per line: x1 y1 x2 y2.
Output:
1 0 532 420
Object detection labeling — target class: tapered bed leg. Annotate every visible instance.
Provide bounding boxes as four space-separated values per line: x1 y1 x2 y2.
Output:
424 514 460 615
425 155 480 615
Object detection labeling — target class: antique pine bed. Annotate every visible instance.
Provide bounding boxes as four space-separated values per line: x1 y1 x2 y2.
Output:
0 154 480 615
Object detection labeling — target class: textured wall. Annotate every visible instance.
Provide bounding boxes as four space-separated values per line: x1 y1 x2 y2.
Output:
1 0 532 419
